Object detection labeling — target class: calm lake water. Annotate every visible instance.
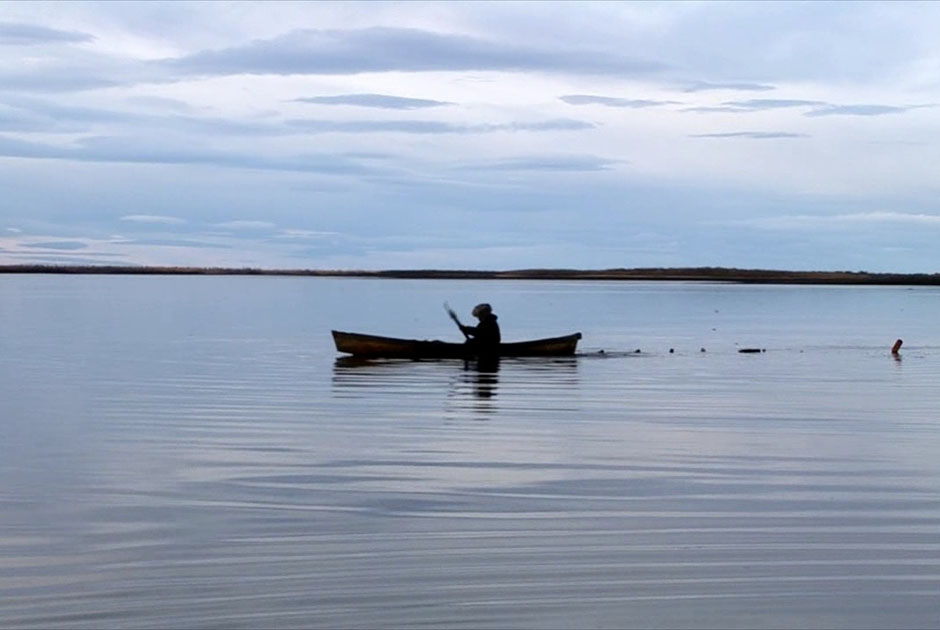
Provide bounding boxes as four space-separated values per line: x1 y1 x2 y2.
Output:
2 275 940 629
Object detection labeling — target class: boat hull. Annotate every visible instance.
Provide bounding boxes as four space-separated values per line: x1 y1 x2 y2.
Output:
332 330 582 358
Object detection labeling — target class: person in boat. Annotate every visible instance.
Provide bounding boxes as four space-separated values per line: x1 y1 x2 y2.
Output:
460 303 501 354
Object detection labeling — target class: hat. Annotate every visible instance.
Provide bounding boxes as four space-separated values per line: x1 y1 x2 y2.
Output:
471 303 492 317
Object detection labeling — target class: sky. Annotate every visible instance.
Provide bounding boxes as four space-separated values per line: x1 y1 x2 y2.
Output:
1 1 940 272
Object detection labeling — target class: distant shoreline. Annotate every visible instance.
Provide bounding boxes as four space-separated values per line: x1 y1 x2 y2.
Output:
2 264 940 285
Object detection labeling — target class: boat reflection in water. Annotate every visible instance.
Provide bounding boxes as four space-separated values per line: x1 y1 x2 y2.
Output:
331 356 502 410
332 355 579 419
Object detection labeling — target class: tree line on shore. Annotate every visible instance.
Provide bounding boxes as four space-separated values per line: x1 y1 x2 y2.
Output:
2 264 940 285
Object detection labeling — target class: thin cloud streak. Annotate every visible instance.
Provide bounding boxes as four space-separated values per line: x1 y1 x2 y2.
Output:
121 215 187 225
690 131 809 139
0 96 287 135
805 104 911 117
681 81 776 93
295 94 453 109
560 95 678 108
285 118 594 134
684 98 929 117
214 221 277 230
739 212 940 230
3 95 594 137
21 240 88 250
0 134 387 175
276 229 343 239
0 70 124 93
465 155 619 172
722 99 826 110
0 21 95 45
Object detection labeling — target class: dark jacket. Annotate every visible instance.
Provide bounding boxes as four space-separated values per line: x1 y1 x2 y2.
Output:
461 313 501 349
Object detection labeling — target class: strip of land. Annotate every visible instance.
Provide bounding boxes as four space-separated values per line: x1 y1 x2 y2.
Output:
2 264 940 285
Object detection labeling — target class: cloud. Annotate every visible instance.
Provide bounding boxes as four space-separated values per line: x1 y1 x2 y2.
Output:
295 94 453 109
285 119 453 134
684 99 932 118
120 238 232 249
840 211 940 225
0 22 95 45
277 229 342 239
0 48 151 93
0 70 124 93
21 240 88 250
682 106 753 114
466 155 618 172
5 227 22 233
0 134 63 158
0 104 588 138
0 104 55 132
684 99 824 114
722 99 826 110
0 95 282 135
1 253 129 265
164 27 667 77
213 220 276 230
805 104 913 117
560 95 678 108
690 131 809 139
125 95 201 113
3 24 666 94
285 117 593 134
0 95 144 129
0 134 386 175
121 215 187 225
739 212 940 230
512 119 594 131
681 81 775 93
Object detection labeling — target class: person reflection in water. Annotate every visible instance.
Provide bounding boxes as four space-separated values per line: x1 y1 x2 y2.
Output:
459 303 501 356
473 361 499 399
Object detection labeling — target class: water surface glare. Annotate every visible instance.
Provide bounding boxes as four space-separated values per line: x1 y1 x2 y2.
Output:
2 276 940 628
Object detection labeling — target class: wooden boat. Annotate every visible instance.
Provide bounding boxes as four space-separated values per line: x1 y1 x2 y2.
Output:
332 330 582 358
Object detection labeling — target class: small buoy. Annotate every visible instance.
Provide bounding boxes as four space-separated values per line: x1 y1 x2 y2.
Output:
700 347 706 353
634 348 641 353
891 338 903 354
669 348 674 354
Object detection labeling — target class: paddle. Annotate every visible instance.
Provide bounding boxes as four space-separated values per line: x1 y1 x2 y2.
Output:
444 302 470 339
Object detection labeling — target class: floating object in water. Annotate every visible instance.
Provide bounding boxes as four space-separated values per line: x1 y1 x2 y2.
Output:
738 348 765 353
669 348 674 353
700 348 706 353
891 338 903 354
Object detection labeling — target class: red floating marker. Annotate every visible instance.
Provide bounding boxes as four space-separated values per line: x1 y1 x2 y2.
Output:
891 338 903 354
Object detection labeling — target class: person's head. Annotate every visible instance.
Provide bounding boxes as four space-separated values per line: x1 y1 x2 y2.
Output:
471 303 492 319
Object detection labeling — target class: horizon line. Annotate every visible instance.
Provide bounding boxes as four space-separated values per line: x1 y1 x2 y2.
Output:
1 264 939 285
